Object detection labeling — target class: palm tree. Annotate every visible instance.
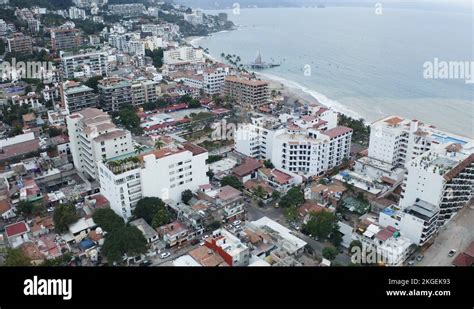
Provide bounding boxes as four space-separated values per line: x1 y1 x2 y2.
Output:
154 139 165 150
134 144 145 155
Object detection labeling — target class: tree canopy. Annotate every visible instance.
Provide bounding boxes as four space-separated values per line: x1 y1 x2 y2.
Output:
112 107 143 135
304 211 338 240
181 190 193 205
92 208 125 233
53 204 78 233
220 175 244 190
4 248 31 266
279 187 305 208
133 197 171 228
322 246 338 261
102 225 147 264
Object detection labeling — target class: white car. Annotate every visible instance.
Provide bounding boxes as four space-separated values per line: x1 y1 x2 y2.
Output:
160 252 171 259
233 220 241 226
202 235 209 240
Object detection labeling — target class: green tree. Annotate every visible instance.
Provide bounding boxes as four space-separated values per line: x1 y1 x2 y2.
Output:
53 204 78 233
84 76 103 92
322 246 338 261
134 144 145 155
304 211 338 240
284 205 299 222
48 126 62 137
92 208 125 232
151 207 171 228
207 220 221 230
188 99 201 108
181 189 193 205
220 176 243 190
349 240 363 253
206 170 215 181
16 201 34 216
4 248 31 266
154 139 165 150
330 231 343 247
253 186 267 199
271 190 281 200
113 107 143 135
102 225 147 264
133 197 166 225
279 187 305 208
263 159 274 168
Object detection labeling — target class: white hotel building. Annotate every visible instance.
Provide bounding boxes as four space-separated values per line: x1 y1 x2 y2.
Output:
235 107 352 177
362 115 474 246
66 108 133 181
98 143 209 220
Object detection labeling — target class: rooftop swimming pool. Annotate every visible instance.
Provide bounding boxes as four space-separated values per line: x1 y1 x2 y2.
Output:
431 134 467 145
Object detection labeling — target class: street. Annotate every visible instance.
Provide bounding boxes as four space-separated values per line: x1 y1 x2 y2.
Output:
245 201 352 266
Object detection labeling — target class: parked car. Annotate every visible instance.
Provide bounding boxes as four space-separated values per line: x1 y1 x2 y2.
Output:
202 235 209 240
407 260 415 266
233 220 241 226
190 239 199 245
199 241 205 246
139 260 152 266
448 249 457 257
160 252 171 259
416 255 424 261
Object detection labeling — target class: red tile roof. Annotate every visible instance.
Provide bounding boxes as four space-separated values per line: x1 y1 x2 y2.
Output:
323 126 353 139
463 241 474 258
0 199 11 215
452 253 474 267
232 158 263 177
5 221 29 237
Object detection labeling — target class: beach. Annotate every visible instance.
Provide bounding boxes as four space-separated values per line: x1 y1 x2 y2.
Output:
187 34 371 123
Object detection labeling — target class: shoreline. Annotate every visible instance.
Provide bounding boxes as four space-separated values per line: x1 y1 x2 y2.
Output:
186 35 368 124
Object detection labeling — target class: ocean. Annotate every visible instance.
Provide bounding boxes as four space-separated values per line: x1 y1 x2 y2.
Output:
193 6 473 137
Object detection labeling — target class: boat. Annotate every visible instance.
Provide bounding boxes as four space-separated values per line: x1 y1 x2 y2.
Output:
247 51 280 69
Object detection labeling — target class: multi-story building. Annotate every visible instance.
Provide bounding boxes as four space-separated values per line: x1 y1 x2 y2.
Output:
215 185 245 222
223 76 269 109
97 77 133 112
68 6 87 20
163 46 204 65
108 34 128 51
98 142 209 220
379 200 440 247
399 147 474 226
60 80 98 113
73 0 108 8
131 79 161 107
127 39 145 56
27 19 40 33
368 115 471 169
203 67 229 95
60 50 108 79
354 223 413 266
108 3 145 17
204 228 250 266
7 33 33 54
51 28 82 52
235 112 352 177
66 108 133 180
0 19 7 37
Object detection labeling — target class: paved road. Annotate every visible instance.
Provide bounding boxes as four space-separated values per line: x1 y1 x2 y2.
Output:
245 202 352 266
418 204 474 266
